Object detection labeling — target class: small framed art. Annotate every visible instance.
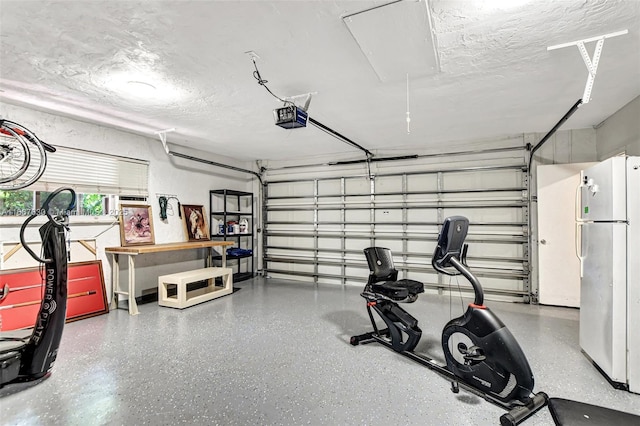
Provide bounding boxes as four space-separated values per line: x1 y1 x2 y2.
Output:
119 204 155 246
181 204 210 241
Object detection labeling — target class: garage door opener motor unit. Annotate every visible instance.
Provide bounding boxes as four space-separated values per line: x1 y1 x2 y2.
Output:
273 105 308 129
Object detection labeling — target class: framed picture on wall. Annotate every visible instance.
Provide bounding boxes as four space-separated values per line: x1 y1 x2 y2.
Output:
181 204 210 241
119 204 155 246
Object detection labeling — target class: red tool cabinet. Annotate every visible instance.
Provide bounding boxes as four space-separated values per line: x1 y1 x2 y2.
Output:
0 260 108 331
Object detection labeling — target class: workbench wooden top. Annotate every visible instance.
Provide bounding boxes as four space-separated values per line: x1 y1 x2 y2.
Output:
105 240 233 254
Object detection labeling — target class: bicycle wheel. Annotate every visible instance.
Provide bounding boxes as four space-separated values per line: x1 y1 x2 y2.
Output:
0 125 31 183
0 120 47 190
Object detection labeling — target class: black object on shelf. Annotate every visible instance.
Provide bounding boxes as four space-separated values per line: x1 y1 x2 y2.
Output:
210 189 255 282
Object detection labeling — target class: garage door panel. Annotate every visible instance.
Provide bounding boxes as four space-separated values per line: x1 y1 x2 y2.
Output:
318 179 341 194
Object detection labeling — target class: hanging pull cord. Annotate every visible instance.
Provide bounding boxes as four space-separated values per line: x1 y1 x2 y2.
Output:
406 73 411 134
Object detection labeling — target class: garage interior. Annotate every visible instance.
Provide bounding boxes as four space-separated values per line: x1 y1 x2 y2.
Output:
0 0 639 425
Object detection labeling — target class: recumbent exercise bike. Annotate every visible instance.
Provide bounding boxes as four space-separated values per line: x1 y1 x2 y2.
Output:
350 216 548 425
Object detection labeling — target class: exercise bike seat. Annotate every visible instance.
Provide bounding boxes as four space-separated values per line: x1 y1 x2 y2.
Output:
371 279 424 301
364 247 424 301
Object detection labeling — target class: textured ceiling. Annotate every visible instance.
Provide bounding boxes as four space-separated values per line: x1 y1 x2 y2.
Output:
0 0 638 162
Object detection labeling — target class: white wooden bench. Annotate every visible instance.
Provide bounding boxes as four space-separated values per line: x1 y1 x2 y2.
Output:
158 267 233 309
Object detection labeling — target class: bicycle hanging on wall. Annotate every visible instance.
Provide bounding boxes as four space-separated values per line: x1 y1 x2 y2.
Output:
0 119 56 190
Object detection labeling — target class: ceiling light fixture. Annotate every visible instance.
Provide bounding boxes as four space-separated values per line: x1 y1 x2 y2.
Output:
482 0 530 10
97 69 185 103
126 80 157 96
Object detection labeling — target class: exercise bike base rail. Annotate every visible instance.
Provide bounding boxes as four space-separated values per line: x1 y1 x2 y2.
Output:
350 331 548 425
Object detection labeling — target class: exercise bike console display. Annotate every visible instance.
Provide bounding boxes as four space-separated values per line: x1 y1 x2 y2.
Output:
432 215 468 270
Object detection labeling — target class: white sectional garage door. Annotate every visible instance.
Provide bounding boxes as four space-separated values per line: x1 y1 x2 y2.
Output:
262 141 531 302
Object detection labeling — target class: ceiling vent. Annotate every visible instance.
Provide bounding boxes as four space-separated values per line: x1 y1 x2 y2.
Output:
343 0 440 82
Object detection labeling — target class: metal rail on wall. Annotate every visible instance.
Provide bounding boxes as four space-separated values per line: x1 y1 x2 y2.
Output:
265 145 525 172
154 129 263 184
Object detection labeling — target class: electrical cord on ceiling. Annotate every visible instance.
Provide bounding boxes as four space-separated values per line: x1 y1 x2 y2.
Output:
251 58 294 107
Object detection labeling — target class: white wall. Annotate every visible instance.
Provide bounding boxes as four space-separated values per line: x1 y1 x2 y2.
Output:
0 103 260 300
595 95 640 158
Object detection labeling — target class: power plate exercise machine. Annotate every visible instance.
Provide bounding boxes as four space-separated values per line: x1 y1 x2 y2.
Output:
350 216 548 425
0 188 75 387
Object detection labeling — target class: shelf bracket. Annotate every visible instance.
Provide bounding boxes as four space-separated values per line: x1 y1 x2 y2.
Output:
154 128 176 155
547 29 628 104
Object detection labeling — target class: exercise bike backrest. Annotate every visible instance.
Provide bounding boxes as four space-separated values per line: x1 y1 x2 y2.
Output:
363 247 399 285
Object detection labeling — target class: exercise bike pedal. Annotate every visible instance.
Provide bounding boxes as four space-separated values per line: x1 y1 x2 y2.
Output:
451 381 460 394
460 345 486 364
463 353 486 363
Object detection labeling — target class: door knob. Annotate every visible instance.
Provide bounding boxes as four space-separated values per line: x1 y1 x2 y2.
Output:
540 239 547 245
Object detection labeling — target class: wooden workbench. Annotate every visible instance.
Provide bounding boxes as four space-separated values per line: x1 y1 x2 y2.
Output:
105 241 233 315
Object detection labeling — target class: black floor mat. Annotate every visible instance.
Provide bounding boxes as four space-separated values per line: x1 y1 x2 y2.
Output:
548 397 640 425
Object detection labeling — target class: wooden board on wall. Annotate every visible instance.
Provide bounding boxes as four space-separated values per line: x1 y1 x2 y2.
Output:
0 260 108 331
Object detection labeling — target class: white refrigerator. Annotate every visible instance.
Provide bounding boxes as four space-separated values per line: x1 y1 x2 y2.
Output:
577 155 640 393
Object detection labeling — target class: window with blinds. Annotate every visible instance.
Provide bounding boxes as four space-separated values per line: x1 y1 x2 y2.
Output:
30 146 149 196
0 146 149 216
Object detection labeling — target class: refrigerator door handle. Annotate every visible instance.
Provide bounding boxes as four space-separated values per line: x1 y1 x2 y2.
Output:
576 222 585 278
575 183 585 223
575 183 587 278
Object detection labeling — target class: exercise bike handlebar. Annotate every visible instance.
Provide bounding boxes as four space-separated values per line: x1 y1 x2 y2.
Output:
448 256 484 306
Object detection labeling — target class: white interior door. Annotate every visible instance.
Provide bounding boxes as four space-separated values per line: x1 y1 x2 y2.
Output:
537 162 595 307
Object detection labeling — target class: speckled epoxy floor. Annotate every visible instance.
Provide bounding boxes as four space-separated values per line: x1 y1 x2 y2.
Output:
1 277 639 425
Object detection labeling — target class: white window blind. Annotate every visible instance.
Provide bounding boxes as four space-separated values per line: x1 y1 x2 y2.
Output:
30 146 149 196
